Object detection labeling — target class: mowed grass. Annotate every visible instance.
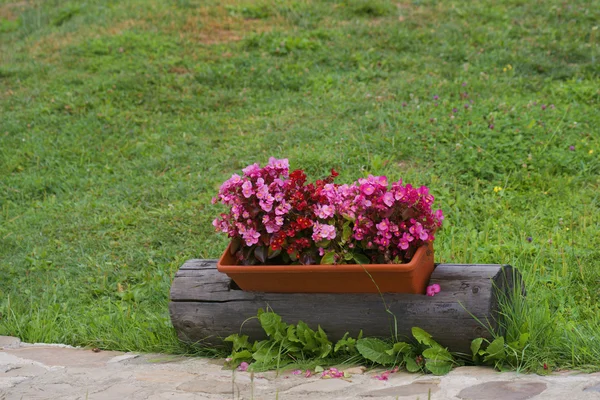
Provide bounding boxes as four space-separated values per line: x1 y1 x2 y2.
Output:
0 0 599 369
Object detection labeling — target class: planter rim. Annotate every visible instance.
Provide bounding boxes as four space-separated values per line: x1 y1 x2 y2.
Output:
217 243 432 273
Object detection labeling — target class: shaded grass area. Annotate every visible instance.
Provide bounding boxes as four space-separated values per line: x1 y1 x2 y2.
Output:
0 0 599 370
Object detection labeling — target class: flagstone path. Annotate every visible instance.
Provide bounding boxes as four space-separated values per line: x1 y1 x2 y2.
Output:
1 336 599 399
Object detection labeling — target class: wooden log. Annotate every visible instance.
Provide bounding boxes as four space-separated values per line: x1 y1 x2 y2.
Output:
169 260 523 353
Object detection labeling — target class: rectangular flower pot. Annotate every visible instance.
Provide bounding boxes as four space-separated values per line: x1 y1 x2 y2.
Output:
217 243 435 294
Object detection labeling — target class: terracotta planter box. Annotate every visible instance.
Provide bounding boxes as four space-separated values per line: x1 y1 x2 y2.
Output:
217 243 435 294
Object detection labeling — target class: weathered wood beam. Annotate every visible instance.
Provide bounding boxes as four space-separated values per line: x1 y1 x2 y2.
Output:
169 260 523 353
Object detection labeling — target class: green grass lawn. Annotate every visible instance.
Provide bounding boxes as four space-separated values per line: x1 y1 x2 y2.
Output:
1 0 599 370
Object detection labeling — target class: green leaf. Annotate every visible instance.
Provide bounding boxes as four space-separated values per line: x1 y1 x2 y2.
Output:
483 337 506 363
287 325 300 343
356 338 395 366
259 312 288 340
423 347 453 362
386 342 411 356
425 359 453 375
315 240 330 248
352 253 370 265
411 327 439 347
343 252 353 261
404 355 421 372
314 365 324 373
224 334 251 351
231 349 253 363
471 338 483 362
297 321 318 351
342 222 352 242
315 326 333 358
334 332 358 354
320 251 336 265
252 342 279 363
267 247 281 259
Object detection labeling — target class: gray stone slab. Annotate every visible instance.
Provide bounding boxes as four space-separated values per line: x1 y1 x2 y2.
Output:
5 347 123 367
0 336 21 349
458 381 547 400
584 382 600 393
286 378 355 393
177 379 248 394
362 381 440 397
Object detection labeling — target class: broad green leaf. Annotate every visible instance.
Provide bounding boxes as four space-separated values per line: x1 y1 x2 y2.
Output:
259 312 287 339
297 321 318 351
483 337 506 363
314 365 324 373
334 333 357 354
517 332 530 349
231 350 253 363
344 252 353 261
224 334 251 351
422 347 453 362
252 343 279 363
287 325 300 343
425 359 453 375
315 326 333 358
320 251 336 265
471 338 483 362
353 253 370 265
356 338 395 365
404 355 421 372
386 342 411 356
411 327 438 347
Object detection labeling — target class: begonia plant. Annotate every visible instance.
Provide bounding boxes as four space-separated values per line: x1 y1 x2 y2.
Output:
213 158 443 265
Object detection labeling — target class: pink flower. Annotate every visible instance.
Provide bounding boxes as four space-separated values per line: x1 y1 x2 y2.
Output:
376 219 390 233
237 362 249 371
398 232 414 250
259 199 273 212
292 369 302 375
321 368 344 379
375 176 388 187
241 181 254 198
374 371 390 381
426 284 441 296
268 157 289 171
360 183 375 195
312 222 336 241
242 229 261 246
315 204 335 219
409 222 429 241
242 163 261 177
382 192 394 207
305 370 312 378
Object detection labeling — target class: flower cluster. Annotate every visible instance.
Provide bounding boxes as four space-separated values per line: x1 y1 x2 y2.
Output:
213 158 443 265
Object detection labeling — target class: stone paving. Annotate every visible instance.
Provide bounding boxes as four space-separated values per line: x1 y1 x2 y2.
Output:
1 336 600 400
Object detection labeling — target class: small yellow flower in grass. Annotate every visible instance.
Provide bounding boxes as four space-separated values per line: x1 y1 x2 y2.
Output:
493 186 502 193
589 149 594 154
